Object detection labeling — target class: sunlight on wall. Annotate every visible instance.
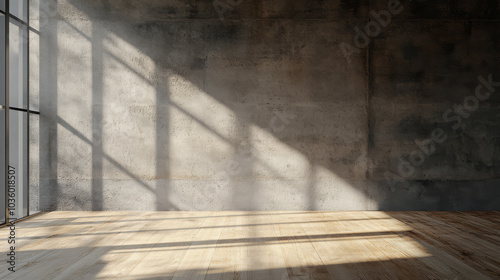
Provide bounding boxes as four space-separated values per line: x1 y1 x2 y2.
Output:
51 14 376 210
105 32 156 87
55 19 94 185
166 73 377 210
169 73 242 179
101 32 157 180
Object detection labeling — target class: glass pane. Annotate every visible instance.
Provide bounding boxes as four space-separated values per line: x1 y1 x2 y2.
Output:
9 20 27 109
0 14 4 106
0 109 5 224
0 0 4 12
9 0 28 22
8 110 27 221
29 113 39 214
29 31 38 111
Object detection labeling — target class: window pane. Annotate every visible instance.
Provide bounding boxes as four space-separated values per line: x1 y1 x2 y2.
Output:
29 31 38 111
8 110 27 220
0 0 4 12
9 20 27 109
9 0 27 22
29 113 39 214
0 14 4 106
0 109 5 224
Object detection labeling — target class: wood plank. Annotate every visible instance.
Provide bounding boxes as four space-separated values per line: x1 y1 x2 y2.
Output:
121 212 224 280
1 213 138 279
204 212 242 280
1 211 499 280
246 212 289 280
172 212 226 280
361 211 482 279
391 212 500 278
300 212 367 280
320 212 400 279
324 211 426 280
275 212 331 280
0 212 134 279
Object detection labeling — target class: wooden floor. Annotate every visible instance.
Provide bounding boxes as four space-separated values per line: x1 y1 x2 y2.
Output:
0 211 499 279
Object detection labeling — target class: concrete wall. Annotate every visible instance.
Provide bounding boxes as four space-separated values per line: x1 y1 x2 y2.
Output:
34 0 500 211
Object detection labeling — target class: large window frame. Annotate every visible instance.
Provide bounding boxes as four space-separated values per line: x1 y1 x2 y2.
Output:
1 0 40 225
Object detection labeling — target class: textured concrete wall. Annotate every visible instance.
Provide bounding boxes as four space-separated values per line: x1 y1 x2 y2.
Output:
35 0 500 211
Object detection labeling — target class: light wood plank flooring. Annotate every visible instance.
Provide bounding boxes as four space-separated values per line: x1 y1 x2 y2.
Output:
0 211 499 279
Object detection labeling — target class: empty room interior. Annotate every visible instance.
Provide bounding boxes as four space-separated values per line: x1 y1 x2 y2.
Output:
1 0 500 279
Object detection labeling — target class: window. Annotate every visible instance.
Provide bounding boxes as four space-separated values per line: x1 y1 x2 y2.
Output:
1 0 40 225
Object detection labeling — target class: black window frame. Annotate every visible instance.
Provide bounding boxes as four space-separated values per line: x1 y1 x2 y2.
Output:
1 0 40 225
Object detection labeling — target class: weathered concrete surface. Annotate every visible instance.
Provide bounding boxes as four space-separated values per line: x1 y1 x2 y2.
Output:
33 0 500 211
